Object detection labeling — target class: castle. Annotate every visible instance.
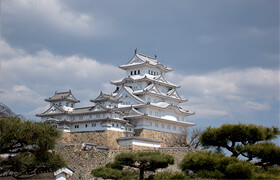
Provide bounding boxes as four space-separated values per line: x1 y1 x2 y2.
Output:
36 50 195 149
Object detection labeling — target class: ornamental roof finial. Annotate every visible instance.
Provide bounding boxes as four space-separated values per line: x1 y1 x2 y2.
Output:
135 48 138 54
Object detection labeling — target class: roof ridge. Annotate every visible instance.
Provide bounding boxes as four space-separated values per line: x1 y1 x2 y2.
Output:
56 91 70 94
136 52 157 61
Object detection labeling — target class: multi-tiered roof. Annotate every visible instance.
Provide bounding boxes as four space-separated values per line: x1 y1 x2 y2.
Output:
111 50 195 127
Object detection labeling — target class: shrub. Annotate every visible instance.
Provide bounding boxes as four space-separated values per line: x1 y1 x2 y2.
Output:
105 161 123 170
253 166 280 179
180 151 256 179
225 161 254 179
196 170 224 179
91 167 138 180
180 151 237 173
150 172 189 180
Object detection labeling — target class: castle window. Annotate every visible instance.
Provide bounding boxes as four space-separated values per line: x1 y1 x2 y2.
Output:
90 115 92 119
59 102 62 107
85 124 88 128
148 70 150 74
71 104 74 107
75 125 79 128
150 122 153 126
116 124 119 127
151 71 153 75
96 114 100 118
131 71 133 75
66 102 69 106
112 123 115 127
92 123 96 127
155 123 158 127
134 70 136 75
167 125 171 129
138 70 140 74
161 124 165 128
79 116 83 120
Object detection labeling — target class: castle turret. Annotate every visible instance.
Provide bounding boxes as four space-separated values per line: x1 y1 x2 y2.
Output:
111 50 195 136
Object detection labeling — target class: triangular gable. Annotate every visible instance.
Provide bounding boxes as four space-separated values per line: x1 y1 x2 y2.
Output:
66 93 75 100
66 91 79 101
115 86 145 104
154 75 168 83
90 103 108 111
42 104 65 114
126 107 144 116
145 83 161 95
95 92 107 101
168 89 182 99
127 54 145 65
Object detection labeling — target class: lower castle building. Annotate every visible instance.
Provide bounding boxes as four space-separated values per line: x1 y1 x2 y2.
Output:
36 50 195 149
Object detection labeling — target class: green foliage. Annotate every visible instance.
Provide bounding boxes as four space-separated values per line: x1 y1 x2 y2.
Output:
91 167 138 180
0 117 66 177
115 151 174 179
199 124 279 158
225 161 254 179
92 151 174 180
180 151 237 173
196 170 224 179
115 151 174 172
150 172 189 180
253 166 280 179
105 161 123 170
240 142 280 166
180 151 254 179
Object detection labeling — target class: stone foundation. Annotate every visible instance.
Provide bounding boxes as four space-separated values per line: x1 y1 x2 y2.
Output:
134 129 184 147
55 144 195 180
58 130 124 149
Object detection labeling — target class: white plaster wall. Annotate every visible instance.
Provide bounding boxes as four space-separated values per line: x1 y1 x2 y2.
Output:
132 140 161 147
56 173 66 180
133 119 185 134
118 139 160 147
69 121 127 132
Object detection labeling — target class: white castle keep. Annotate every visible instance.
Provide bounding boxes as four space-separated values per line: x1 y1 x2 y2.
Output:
37 50 195 148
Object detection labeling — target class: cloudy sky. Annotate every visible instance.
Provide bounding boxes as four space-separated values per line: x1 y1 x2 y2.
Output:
0 0 279 129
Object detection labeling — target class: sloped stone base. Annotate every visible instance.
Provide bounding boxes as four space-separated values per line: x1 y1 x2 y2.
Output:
58 130 124 149
134 129 184 147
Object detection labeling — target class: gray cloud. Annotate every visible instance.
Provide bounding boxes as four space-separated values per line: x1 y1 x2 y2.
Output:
0 39 123 117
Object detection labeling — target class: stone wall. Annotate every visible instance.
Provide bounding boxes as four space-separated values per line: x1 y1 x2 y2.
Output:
58 129 184 149
55 144 195 180
134 129 183 147
58 130 124 149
